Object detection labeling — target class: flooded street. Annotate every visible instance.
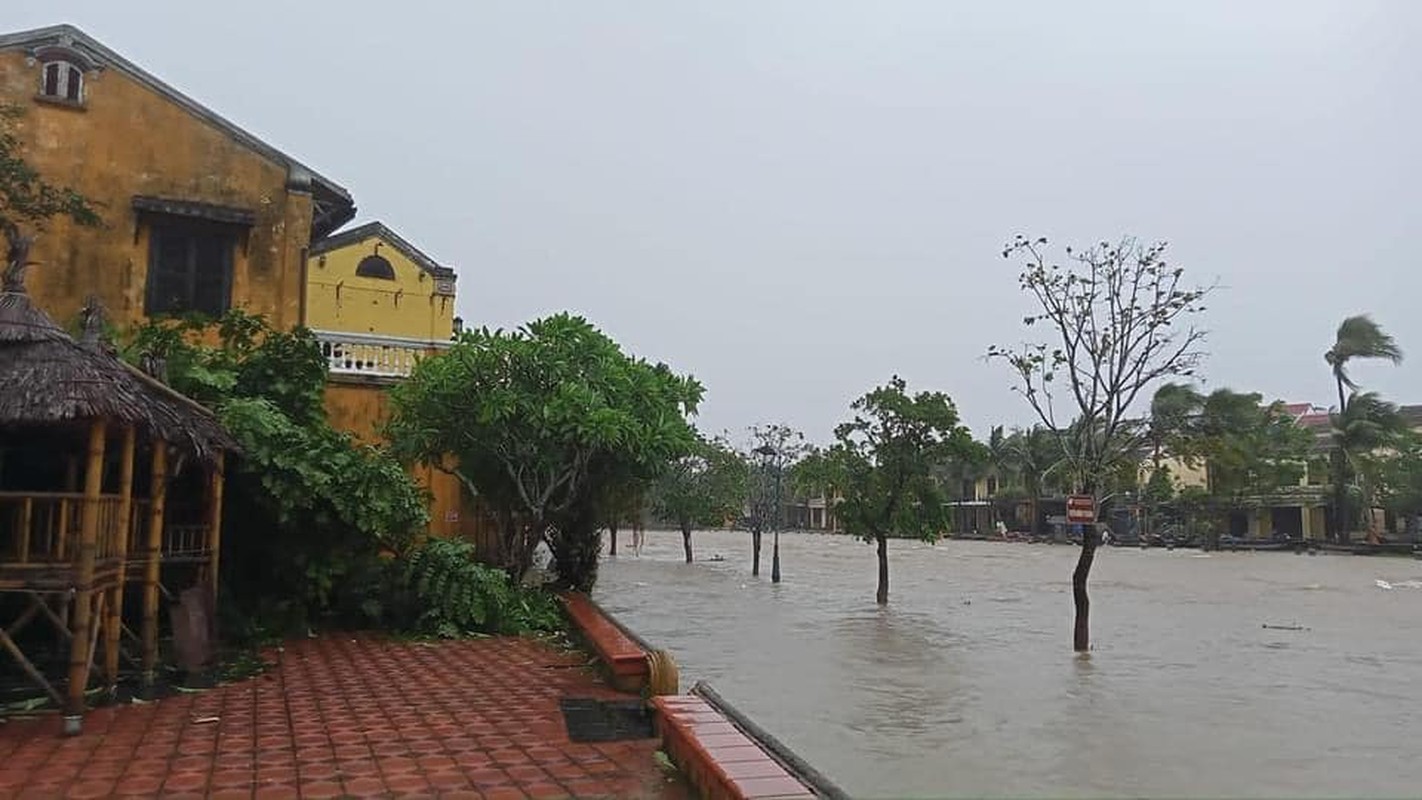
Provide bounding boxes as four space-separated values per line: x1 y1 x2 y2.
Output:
596 530 1422 798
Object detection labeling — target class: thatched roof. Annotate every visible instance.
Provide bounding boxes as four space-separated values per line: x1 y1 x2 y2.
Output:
0 289 236 461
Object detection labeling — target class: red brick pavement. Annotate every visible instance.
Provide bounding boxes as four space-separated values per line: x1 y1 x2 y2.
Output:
0 635 691 799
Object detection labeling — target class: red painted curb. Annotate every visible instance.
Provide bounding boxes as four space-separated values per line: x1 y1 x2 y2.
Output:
559 592 651 692
652 696 815 800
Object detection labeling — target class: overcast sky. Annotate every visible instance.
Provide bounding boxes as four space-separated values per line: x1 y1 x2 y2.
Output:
12 2 1419 442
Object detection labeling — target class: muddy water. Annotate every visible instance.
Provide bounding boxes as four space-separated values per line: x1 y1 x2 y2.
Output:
595 530 1422 798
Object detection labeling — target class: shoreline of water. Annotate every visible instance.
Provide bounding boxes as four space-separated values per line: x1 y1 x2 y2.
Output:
596 529 1422 798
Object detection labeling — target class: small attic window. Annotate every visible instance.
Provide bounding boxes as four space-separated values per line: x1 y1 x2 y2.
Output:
356 254 396 280
40 61 84 103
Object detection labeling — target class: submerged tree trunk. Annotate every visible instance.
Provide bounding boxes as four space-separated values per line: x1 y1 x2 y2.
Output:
751 528 762 575
876 533 889 605
609 520 619 556
682 522 694 563
1072 527 1099 652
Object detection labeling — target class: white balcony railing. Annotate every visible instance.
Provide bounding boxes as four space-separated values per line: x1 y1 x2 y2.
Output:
312 329 451 379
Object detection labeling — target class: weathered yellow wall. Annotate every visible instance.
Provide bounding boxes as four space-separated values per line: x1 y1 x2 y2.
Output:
305 234 454 340
1146 456 1208 491
0 50 311 329
322 380 469 539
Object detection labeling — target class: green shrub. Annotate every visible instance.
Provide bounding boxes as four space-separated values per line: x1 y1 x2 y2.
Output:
404 538 563 637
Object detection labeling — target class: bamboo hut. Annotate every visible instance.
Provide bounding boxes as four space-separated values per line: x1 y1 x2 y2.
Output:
0 261 234 735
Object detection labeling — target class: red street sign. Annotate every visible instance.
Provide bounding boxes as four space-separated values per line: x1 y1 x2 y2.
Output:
1066 495 1095 523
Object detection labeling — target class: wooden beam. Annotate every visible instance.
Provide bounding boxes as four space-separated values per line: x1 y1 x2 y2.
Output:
103 425 137 693
65 419 106 734
141 442 167 688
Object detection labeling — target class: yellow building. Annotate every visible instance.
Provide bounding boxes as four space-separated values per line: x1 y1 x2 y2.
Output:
305 222 457 341
0 24 354 330
303 223 474 539
1 24 477 540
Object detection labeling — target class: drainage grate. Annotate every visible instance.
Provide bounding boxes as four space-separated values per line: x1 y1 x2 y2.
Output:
558 697 655 742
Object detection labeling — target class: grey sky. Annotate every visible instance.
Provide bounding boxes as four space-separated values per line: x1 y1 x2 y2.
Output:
11 1 1419 442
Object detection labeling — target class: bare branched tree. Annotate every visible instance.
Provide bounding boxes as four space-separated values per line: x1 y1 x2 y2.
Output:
989 235 1214 652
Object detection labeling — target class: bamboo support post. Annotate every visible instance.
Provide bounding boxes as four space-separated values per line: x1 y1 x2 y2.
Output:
141 442 167 688
18 497 32 562
102 425 136 693
57 458 78 559
65 419 106 735
206 451 225 607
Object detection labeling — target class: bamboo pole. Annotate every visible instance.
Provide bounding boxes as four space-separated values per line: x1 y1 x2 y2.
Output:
18 498 31 563
141 442 167 688
58 458 78 560
65 419 107 735
206 451 225 605
102 425 136 693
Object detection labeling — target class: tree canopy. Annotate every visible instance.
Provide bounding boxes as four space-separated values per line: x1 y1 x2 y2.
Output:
387 312 703 590
651 434 748 562
822 376 977 604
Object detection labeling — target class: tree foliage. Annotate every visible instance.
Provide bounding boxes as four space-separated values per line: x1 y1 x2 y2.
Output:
821 376 977 604
652 435 748 562
1331 391 1411 537
990 235 1213 651
1326 315 1402 407
404 539 563 638
1 103 101 286
124 311 429 634
387 313 703 590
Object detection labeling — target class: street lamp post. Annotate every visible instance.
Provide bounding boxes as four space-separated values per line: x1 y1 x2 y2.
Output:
753 444 783 583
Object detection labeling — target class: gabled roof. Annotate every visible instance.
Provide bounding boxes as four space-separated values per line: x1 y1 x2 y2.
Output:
0 23 356 240
310 221 456 281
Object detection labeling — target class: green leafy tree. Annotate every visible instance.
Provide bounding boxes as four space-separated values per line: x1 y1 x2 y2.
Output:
1140 383 1203 535
1 104 101 287
124 311 428 633
1192 390 1312 546
1374 432 1422 540
1324 316 1403 540
825 376 977 604
990 235 1213 651
652 435 748 562
387 313 703 590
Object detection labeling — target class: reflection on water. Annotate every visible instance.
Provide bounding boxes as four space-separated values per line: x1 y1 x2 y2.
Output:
595 530 1422 798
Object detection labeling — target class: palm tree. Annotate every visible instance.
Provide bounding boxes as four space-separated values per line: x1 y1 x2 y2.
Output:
1148 383 1204 468
1006 425 1066 536
1325 316 1402 412
1331 392 1411 542
1324 316 1402 540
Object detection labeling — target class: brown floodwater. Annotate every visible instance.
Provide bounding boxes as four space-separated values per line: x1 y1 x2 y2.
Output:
594 529 1422 798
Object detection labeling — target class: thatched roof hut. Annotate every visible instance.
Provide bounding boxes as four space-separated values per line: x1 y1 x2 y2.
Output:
0 285 235 461
1 265 236 732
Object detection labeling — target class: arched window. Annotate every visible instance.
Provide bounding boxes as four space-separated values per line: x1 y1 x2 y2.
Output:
355 254 396 280
40 60 84 102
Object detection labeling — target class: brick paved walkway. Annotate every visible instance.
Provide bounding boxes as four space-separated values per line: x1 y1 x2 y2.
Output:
0 635 690 799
